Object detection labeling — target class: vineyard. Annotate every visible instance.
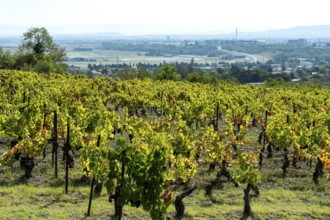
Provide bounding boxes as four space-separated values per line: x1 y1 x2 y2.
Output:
0 70 329 219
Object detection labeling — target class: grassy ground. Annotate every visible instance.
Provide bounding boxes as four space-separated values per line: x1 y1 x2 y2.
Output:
0 125 329 220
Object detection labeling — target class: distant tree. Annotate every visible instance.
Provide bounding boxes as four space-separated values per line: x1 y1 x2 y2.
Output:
155 65 179 81
15 27 67 73
0 47 15 69
216 67 225 74
55 63 69 74
114 67 137 80
265 78 285 87
190 57 195 66
101 68 108 74
227 65 272 83
20 27 65 61
272 52 289 64
220 73 239 83
184 70 219 84
35 60 56 73
137 68 154 79
184 70 204 83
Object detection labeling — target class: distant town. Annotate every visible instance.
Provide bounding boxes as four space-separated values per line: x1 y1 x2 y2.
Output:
2 26 330 84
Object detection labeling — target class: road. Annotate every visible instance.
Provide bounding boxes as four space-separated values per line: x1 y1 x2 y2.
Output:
218 47 262 63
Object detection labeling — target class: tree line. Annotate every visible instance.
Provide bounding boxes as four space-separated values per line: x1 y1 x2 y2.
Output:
99 41 228 57
87 58 293 84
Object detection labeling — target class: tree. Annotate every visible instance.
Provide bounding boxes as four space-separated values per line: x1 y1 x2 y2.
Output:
16 27 67 72
0 47 15 69
155 65 179 81
272 52 289 64
20 27 65 61
114 67 137 80
137 68 154 79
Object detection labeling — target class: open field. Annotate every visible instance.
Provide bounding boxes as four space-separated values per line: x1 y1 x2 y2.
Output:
65 49 220 68
64 49 261 69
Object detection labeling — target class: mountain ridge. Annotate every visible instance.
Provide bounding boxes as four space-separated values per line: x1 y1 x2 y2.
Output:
225 25 330 39
1 24 330 39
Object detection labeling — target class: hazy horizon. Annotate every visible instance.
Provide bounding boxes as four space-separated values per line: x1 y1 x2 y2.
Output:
1 24 237 36
0 0 329 36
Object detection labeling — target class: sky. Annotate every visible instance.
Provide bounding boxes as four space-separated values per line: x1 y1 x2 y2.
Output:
0 0 329 35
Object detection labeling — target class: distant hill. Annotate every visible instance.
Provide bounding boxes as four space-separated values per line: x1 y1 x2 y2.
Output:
1 24 330 40
229 25 330 39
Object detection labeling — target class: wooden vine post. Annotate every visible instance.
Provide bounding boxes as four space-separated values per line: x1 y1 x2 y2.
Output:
65 121 70 194
87 135 101 216
53 110 58 178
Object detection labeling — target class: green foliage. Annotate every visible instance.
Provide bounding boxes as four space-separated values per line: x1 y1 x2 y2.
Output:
155 65 179 81
2 70 330 219
0 27 67 73
35 60 57 73
0 48 15 69
20 27 65 62
272 52 289 64
264 78 285 87
224 65 269 83
221 41 330 64
100 41 228 57
113 67 154 80
232 153 259 187
113 67 137 80
183 70 219 84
